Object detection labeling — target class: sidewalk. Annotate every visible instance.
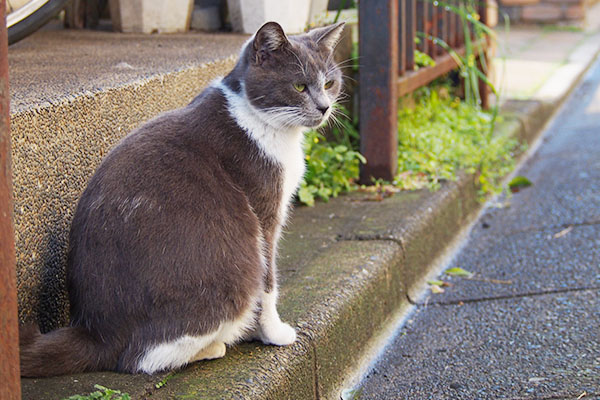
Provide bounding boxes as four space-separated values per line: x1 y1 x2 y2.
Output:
13 6 600 399
358 50 600 400
494 2 600 103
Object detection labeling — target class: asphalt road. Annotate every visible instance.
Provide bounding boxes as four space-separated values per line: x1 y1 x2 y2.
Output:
357 58 600 400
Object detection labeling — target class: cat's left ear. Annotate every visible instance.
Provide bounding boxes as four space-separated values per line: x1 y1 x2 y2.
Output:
307 22 346 53
253 22 290 64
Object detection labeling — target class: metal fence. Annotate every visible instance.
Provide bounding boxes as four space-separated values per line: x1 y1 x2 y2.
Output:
0 1 21 398
359 0 489 182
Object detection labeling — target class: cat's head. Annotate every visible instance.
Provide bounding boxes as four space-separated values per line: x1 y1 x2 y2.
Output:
236 21 346 129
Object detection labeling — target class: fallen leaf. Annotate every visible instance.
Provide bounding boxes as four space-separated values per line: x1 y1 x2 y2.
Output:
428 279 451 287
341 388 363 400
553 225 573 239
427 280 444 286
444 267 473 277
430 284 445 294
508 176 533 192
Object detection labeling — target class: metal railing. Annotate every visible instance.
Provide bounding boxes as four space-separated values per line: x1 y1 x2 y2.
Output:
1 1 22 398
359 0 489 182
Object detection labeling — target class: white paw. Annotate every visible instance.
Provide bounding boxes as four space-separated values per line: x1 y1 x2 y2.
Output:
192 341 226 362
260 322 297 346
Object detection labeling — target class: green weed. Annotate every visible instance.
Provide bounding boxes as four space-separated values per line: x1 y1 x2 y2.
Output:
63 385 130 400
299 126 365 206
396 85 519 196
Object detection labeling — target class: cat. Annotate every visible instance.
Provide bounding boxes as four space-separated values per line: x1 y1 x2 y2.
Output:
19 21 345 376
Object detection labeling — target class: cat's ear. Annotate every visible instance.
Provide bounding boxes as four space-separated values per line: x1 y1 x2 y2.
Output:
253 22 290 63
308 22 346 52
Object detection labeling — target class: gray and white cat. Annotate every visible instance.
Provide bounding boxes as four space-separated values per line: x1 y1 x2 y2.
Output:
19 21 344 376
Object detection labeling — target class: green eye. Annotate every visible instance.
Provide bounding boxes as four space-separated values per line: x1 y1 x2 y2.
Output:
293 83 307 92
324 80 334 89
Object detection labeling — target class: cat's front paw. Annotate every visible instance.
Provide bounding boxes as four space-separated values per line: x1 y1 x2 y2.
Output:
260 321 297 346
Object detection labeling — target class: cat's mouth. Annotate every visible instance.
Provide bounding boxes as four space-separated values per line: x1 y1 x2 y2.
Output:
305 110 331 129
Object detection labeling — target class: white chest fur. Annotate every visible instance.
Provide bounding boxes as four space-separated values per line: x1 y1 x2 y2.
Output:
215 80 306 223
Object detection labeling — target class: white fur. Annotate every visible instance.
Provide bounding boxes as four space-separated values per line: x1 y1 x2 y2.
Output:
215 79 307 225
137 333 218 374
257 289 297 345
136 296 260 374
215 79 303 347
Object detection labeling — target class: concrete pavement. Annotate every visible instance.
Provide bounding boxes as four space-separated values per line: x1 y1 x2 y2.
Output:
357 41 600 400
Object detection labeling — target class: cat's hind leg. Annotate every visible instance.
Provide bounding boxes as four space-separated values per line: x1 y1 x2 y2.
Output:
190 341 227 363
191 341 226 361
135 333 218 374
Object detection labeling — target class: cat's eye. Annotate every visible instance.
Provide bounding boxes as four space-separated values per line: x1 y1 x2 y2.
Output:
324 80 334 90
293 83 307 92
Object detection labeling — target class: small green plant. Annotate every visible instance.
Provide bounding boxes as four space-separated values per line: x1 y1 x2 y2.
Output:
396 85 519 195
414 49 436 69
63 385 130 400
299 127 365 206
419 0 500 108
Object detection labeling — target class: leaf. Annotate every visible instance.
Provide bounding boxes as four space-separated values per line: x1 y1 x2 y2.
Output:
444 267 473 277
297 186 315 207
427 280 444 286
341 388 363 400
508 176 532 192
553 225 573 239
430 284 445 294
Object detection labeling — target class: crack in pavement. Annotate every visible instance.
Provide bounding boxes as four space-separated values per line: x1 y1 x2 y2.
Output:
502 391 597 400
336 233 405 251
409 286 600 306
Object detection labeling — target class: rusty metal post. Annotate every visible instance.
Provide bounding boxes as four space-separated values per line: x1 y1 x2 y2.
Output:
478 0 490 109
0 1 22 399
359 0 399 183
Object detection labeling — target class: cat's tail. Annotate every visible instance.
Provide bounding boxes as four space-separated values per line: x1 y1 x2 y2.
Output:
19 324 112 377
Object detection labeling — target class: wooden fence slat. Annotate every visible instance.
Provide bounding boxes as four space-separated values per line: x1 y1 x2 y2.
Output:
359 0 399 182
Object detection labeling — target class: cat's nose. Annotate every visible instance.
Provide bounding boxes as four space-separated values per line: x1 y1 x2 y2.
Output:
317 105 329 115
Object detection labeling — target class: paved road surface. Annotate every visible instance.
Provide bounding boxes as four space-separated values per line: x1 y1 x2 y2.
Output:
357 58 600 400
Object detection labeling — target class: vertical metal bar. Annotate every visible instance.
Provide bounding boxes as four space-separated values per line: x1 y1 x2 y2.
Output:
398 0 407 75
406 0 416 71
0 2 22 399
428 0 438 57
448 0 457 47
478 0 490 109
359 0 399 183
439 0 448 51
417 0 428 54
457 0 464 46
